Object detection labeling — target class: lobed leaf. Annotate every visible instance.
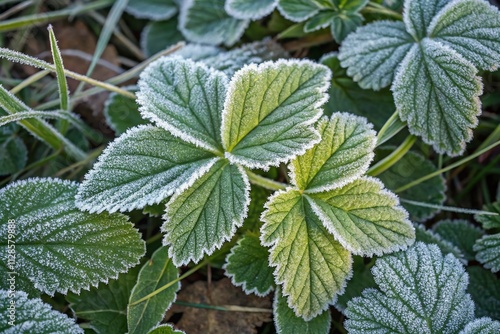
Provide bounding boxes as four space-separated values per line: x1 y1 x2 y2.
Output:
126 0 178 21
179 0 249 46
459 318 500 334
137 57 228 153
0 291 83 333
222 59 330 169
429 0 500 71
261 189 352 320
224 234 274 296
345 242 475 334
433 220 484 261
76 125 218 214
0 178 145 295
307 177 414 256
128 247 180 334
338 20 414 90
141 19 184 58
414 223 465 263
474 234 500 272
393 38 482 156
330 11 363 43
475 201 500 229
274 287 331 334
402 0 449 40
277 0 320 21
163 160 250 266
225 0 277 20
291 113 376 193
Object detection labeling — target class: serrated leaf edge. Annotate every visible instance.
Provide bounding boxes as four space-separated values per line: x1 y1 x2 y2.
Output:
276 1 319 22
225 0 277 20
103 85 138 134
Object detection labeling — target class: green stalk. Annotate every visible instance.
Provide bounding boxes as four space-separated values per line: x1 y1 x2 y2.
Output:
363 2 402 20
9 69 50 94
400 199 499 216
368 135 416 176
376 110 406 146
246 170 287 191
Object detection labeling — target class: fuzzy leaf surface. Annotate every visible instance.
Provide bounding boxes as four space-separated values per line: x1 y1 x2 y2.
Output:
0 178 145 295
474 234 500 272
277 0 320 21
414 224 465 263
0 291 83 334
330 11 363 43
338 21 414 90
393 39 482 156
467 266 500 320
226 0 276 19
76 125 218 213
274 287 331 334
434 220 484 261
222 59 330 169
141 19 184 58
104 89 146 135
179 0 248 46
224 234 274 296
403 0 449 40
128 247 180 334
163 160 250 266
460 318 500 334
148 324 185 334
429 0 500 71
291 113 375 193
261 189 352 320
475 202 500 229
308 177 414 256
0 122 27 175
137 57 228 152
345 242 475 334
126 0 177 20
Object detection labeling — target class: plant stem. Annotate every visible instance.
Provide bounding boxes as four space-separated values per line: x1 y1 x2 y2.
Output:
395 140 500 193
363 2 403 20
368 135 416 176
10 69 50 94
376 110 406 146
174 301 272 313
245 170 287 191
400 199 499 216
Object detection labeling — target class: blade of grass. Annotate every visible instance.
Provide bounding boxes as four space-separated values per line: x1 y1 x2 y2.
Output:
9 69 50 94
399 199 499 216
368 135 416 176
376 110 406 146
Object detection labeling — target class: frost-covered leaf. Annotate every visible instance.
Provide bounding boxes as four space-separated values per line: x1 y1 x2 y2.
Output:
277 0 321 22
403 0 449 40
76 125 218 213
137 57 228 152
338 21 414 90
261 189 352 320
104 89 147 135
393 39 482 156
224 234 274 296
172 44 221 62
474 234 500 272
126 0 177 20
148 324 185 334
307 177 414 256
345 242 475 334
378 149 446 222
414 223 465 263
274 287 331 334
163 160 250 266
128 247 180 334
179 0 249 46
0 291 83 334
67 267 139 334
141 19 184 58
226 0 277 20
0 122 27 175
475 202 500 229
429 0 500 71
330 11 363 43
304 11 334 32
291 113 376 193
0 178 145 295
460 318 500 334
434 220 484 261
467 266 500 320
320 52 395 130
222 59 330 169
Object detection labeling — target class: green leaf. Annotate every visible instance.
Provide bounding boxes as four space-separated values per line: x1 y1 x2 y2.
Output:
393 39 482 156
460 318 500 334
222 59 330 169
330 11 363 43
474 234 500 273
48 25 69 111
345 242 475 333
76 125 218 214
274 287 331 334
137 57 228 153
338 21 414 90
104 89 147 135
304 11 335 32
163 160 250 266
0 178 145 295
307 177 414 256
467 266 500 320
377 149 446 222
179 0 249 46
224 234 274 296
320 52 395 130
291 113 376 193
403 0 449 41
148 324 185 334
126 0 178 20
0 123 27 176
128 247 180 334
433 220 484 261
475 202 500 229
429 0 500 71
277 0 321 22
67 267 140 334
0 291 83 333
414 223 465 263
261 189 352 320
225 0 277 20
337 0 368 12
141 19 184 58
